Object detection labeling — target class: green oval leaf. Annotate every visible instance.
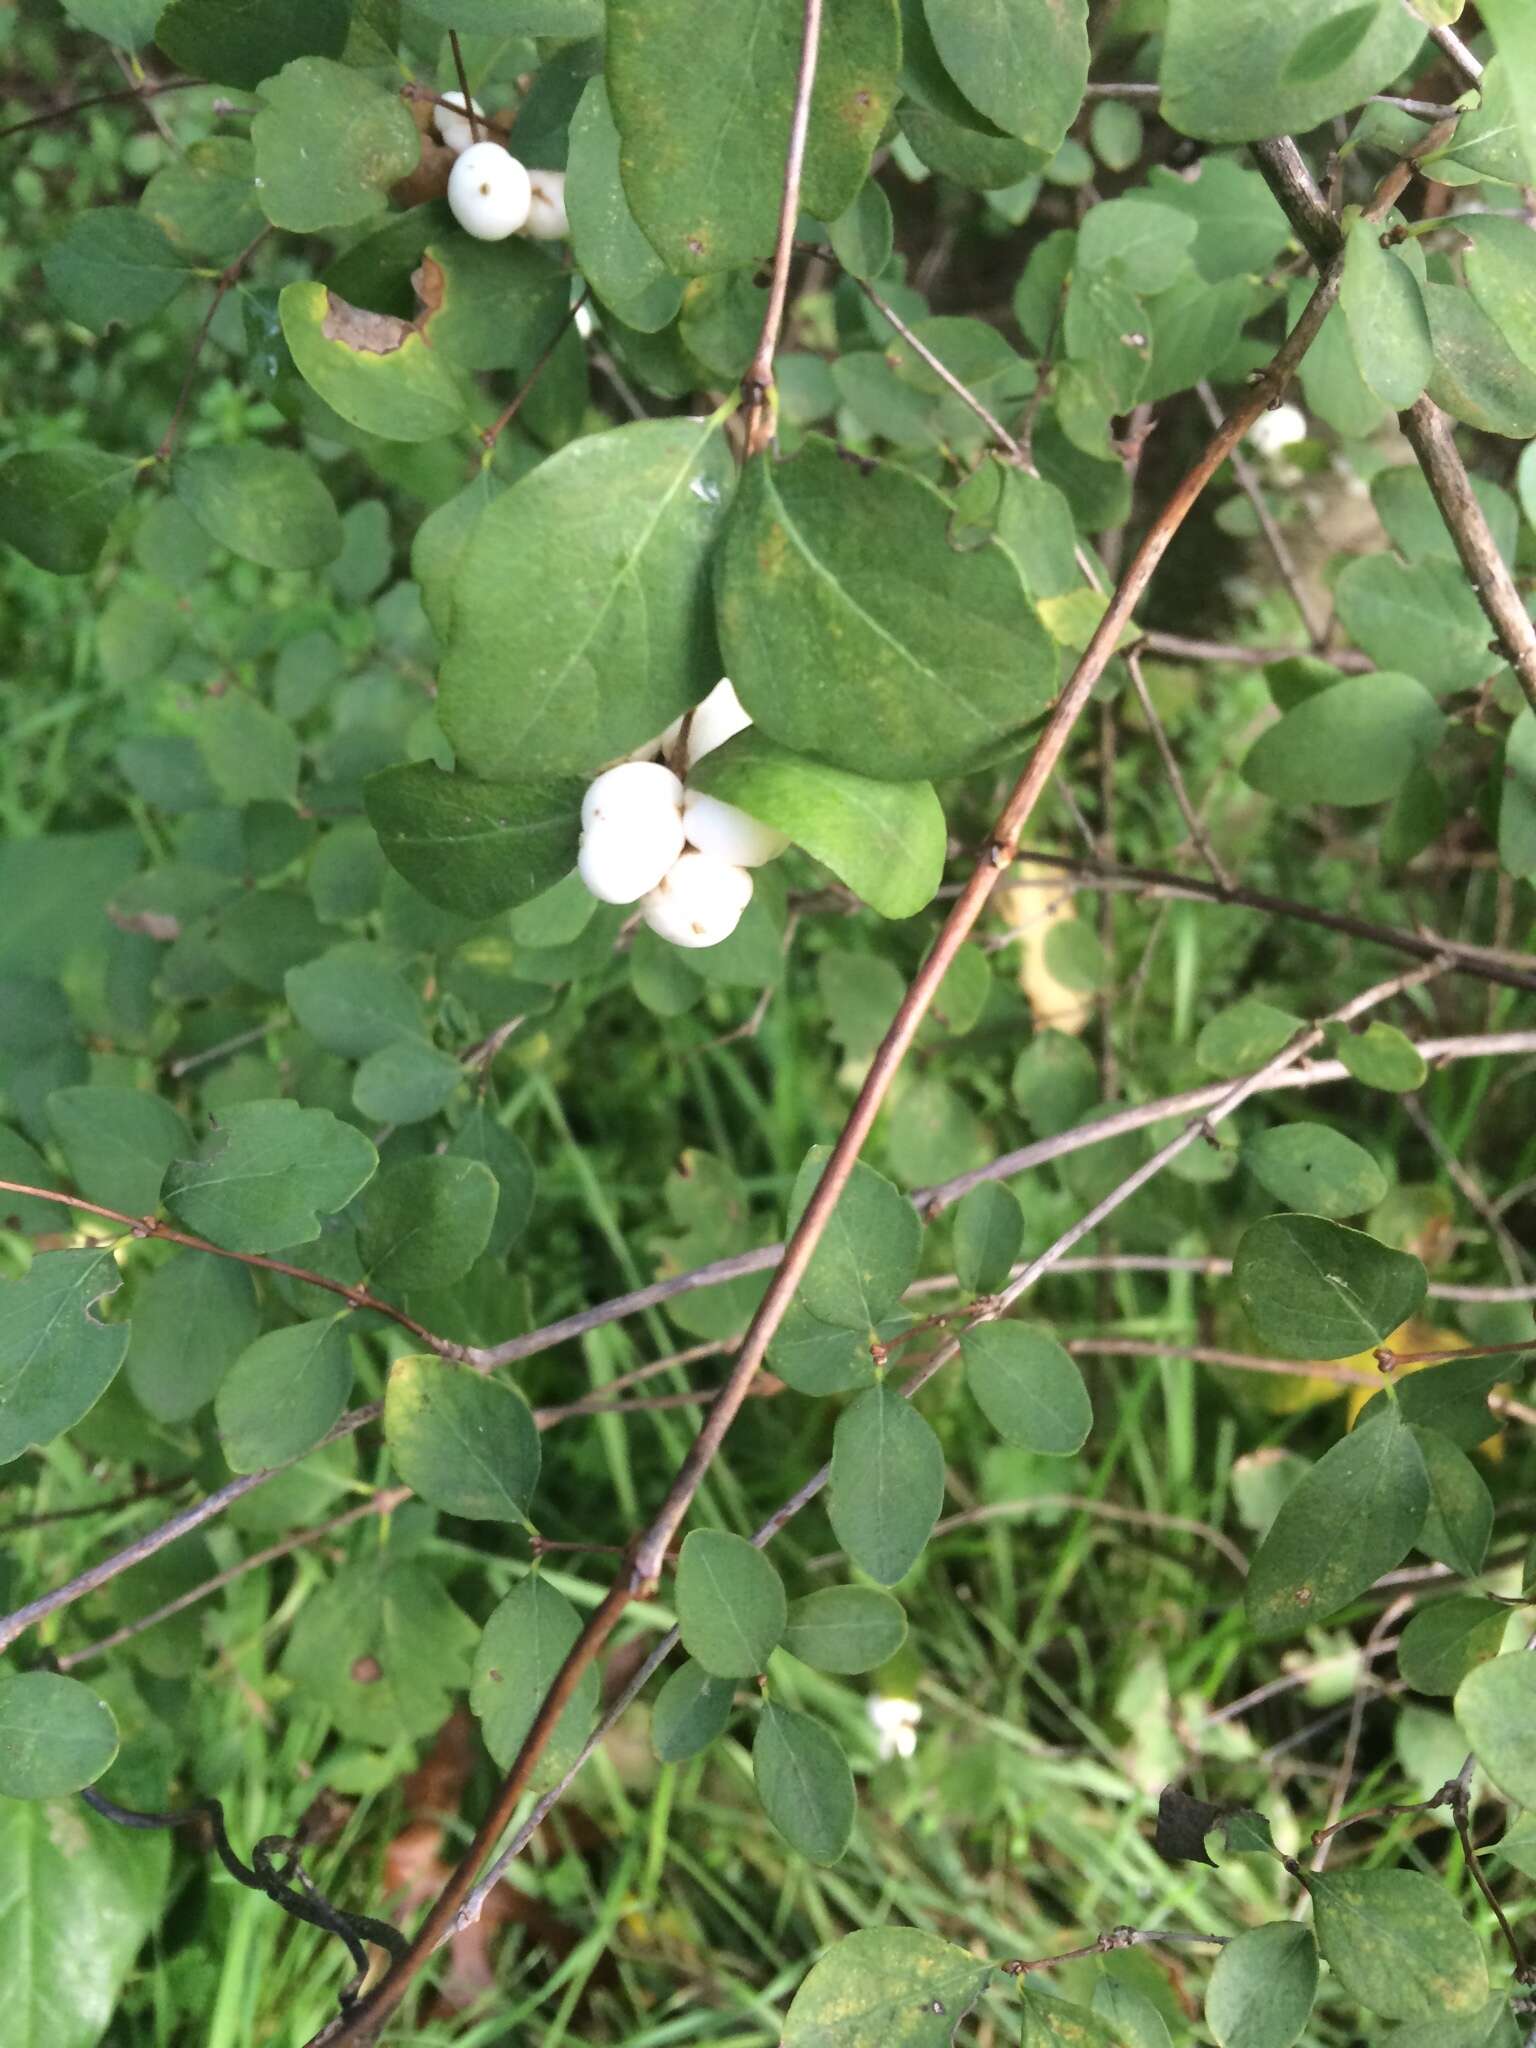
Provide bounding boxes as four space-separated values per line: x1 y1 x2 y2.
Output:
828 1384 945 1585
1305 1867 1489 2021
961 1322 1093 1454
163 1100 378 1253
753 1701 855 1864
1234 1214 1426 1360
154 0 350 92
1160 0 1425 145
925 0 1087 154
1245 1407 1430 1638
676 1528 788 1678
782 1586 908 1674
471 1575 600 1790
1241 672 1443 809
384 1356 540 1523
0 447 138 575
565 78 683 332
1457 1651 1536 1806
0 1672 119 1798
1205 1922 1318 2048
952 1181 1024 1296
1399 1595 1508 1697
215 1318 353 1472
1425 279 1536 439
688 729 945 920
782 1926 993 2048
1240 1123 1386 1218
787 1148 922 1331
172 446 342 571
439 417 734 780
364 762 585 919
1339 219 1432 408
651 1660 736 1763
45 1085 188 1215
606 0 899 275
0 1249 130 1464
717 436 1056 781
359 1157 499 1293
1326 1019 1429 1094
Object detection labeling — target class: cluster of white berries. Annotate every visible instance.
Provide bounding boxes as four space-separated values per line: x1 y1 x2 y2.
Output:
577 681 790 949
435 94 568 242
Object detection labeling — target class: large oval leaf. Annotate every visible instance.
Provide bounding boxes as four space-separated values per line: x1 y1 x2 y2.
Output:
471 1575 600 1790
787 1148 922 1331
1241 671 1443 807
1160 0 1425 145
384 1356 540 1523
0 1673 118 1798
1305 1867 1489 2021
1234 1213 1426 1360
1205 1923 1318 2048
1456 1652 1536 1806
961 1323 1092 1454
717 436 1056 781
440 418 734 780
752 1702 855 1863
828 1384 945 1585
782 1927 992 2048
0 1249 130 1464
688 730 945 919
1244 1407 1429 1638
676 1528 788 1678
606 0 899 275
782 1586 907 1674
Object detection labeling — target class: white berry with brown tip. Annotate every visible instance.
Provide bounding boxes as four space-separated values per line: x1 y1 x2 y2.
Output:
524 170 569 240
433 90 484 155
641 850 754 949
448 141 532 241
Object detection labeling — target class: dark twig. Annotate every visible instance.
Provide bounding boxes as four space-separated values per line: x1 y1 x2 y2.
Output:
447 30 482 143
1002 1927 1228 1975
854 273 1026 460
157 228 273 462
0 1473 195 1538
1195 378 1329 646
1125 647 1235 888
482 289 590 451
742 0 824 455
1139 629 1371 671
0 76 200 142
79 1787 406 2004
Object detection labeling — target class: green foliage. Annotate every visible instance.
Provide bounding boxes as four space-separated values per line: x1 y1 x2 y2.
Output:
4 4 1536 2040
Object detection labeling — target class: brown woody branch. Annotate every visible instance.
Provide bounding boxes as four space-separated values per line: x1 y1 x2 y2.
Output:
1250 137 1536 714
742 0 824 456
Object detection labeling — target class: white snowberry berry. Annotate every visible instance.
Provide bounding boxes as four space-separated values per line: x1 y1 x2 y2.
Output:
641 850 754 949
523 170 569 241
579 761 684 834
433 90 484 155
448 142 532 241
681 788 789 867
575 761 686 905
660 678 753 773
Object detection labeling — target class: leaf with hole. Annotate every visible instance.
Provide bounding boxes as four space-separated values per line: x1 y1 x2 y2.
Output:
1240 1123 1385 1218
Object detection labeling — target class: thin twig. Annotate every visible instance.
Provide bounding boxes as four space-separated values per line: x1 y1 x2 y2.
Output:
157 228 272 462
1252 136 1536 713
919 1496 1248 1575
447 30 481 143
854 273 1026 460
481 290 589 451
55 1489 409 1673
0 76 200 142
1139 629 1371 671
1420 11 1484 84
1006 848 1536 996
1310 1594 1417 1875
1125 647 1235 888
0 1473 195 1538
742 0 824 456
1403 1092 1528 1285
1002 1927 1228 1974
1195 378 1329 647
